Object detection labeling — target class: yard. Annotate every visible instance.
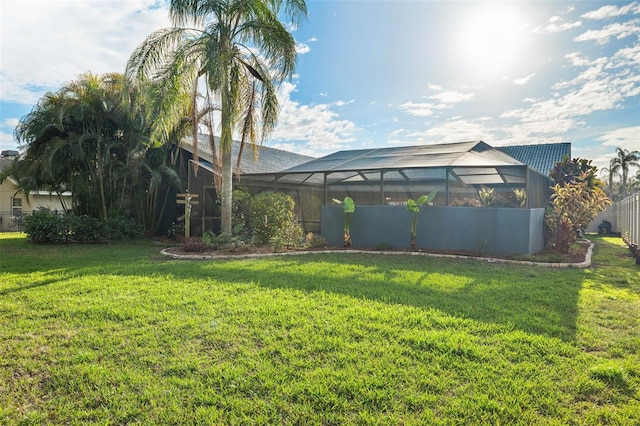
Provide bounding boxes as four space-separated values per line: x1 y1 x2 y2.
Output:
1 233 638 424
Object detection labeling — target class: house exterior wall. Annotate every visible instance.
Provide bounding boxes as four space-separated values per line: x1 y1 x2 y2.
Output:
321 205 545 255
1 179 70 232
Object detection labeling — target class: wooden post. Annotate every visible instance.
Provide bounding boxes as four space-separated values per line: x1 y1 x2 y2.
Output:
177 192 199 238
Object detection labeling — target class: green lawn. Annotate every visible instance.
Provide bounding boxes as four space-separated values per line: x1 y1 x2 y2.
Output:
1 233 638 425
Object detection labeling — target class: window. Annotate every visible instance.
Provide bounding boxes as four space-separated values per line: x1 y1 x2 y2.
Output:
11 197 22 217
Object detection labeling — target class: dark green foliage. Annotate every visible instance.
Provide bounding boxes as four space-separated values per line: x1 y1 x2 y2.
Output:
550 156 601 190
23 210 69 243
24 209 143 243
492 190 520 208
104 216 145 240
232 189 252 232
67 215 104 243
250 192 296 244
11 72 185 235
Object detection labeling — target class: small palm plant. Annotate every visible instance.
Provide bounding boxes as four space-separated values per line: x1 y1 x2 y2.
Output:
514 189 527 208
478 188 495 207
406 190 437 250
333 197 355 247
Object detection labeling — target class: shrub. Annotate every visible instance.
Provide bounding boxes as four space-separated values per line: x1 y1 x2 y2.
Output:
270 222 304 252
545 170 611 253
24 209 143 243
232 189 252 232
104 216 144 240
250 192 296 245
305 232 327 249
24 209 68 243
68 215 104 243
492 191 519 208
451 198 481 207
206 231 253 252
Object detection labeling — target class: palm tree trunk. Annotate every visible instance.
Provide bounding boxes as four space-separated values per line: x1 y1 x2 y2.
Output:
220 147 233 235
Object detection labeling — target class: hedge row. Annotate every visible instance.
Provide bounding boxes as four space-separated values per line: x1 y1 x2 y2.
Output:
24 209 144 243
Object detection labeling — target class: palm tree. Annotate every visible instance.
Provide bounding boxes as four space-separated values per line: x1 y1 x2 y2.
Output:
600 161 618 198
12 72 184 229
126 0 306 235
610 147 640 199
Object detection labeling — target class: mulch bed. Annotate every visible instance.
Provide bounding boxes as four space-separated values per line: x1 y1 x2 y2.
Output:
164 239 592 264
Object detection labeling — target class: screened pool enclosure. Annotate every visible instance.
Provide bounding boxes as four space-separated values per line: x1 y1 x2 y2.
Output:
245 141 551 209
187 140 562 254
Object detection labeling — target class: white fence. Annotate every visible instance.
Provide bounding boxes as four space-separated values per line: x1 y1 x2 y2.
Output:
618 193 640 246
588 193 640 246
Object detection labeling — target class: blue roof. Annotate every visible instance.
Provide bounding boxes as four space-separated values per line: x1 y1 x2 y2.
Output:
497 143 570 177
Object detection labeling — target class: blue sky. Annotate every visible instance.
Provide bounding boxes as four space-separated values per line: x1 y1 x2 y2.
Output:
1 0 638 172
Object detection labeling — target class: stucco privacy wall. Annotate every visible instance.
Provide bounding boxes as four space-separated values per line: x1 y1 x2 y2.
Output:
321 205 545 255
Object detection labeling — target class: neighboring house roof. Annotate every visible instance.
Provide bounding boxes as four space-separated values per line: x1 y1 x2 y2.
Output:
0 158 71 197
181 135 314 175
497 142 570 177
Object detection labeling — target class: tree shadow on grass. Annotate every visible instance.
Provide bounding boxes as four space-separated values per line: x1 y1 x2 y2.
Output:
139 253 585 343
1 237 586 342
0 277 67 296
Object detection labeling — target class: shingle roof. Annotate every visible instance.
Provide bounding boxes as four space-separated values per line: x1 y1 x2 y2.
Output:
181 135 314 174
497 143 570 177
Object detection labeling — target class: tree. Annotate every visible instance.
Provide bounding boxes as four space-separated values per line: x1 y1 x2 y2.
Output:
10 72 184 232
610 147 640 199
599 160 618 198
126 0 306 235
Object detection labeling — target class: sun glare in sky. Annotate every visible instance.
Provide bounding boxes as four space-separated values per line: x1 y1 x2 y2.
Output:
454 6 529 81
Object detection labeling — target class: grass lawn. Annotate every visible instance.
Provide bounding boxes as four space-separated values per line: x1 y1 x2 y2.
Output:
1 233 638 425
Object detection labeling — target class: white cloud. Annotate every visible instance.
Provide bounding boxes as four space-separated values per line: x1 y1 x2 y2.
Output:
410 119 496 144
1 130 19 151
428 91 474 103
295 42 311 54
596 126 640 151
397 102 434 117
574 19 640 44
334 99 355 107
270 82 359 154
2 118 19 128
565 52 592 67
0 0 171 105
536 20 582 34
427 83 443 91
513 73 535 85
581 2 640 20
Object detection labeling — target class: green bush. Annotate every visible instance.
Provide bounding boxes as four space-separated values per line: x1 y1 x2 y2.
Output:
104 216 145 240
304 232 327 249
232 189 252 232
68 215 104 243
24 209 68 243
250 192 296 245
24 209 143 243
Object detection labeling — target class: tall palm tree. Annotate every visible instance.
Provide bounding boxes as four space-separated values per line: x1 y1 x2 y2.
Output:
12 72 183 229
126 0 306 235
600 161 618 198
610 147 640 199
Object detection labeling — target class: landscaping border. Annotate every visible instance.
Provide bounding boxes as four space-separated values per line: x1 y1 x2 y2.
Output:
161 240 595 268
